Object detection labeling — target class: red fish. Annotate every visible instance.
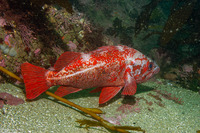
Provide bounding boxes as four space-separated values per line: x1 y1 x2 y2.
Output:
21 45 159 104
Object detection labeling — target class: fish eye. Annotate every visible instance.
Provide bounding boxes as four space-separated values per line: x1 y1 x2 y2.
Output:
148 62 153 71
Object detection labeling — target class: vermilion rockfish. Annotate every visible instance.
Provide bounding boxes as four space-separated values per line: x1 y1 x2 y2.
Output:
21 45 160 104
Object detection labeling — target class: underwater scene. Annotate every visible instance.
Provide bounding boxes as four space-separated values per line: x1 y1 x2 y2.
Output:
0 0 200 133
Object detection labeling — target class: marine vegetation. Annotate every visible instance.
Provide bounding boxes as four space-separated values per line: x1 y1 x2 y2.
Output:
134 0 162 36
135 0 200 93
106 18 134 44
142 0 200 60
0 65 145 133
159 1 195 46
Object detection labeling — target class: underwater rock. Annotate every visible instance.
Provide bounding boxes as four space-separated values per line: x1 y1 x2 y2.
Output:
0 45 17 56
163 73 178 81
0 92 24 109
182 64 193 73
8 47 17 56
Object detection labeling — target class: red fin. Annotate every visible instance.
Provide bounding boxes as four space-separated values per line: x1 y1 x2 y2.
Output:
89 87 103 93
121 71 137 95
54 51 81 71
21 63 49 99
54 86 82 97
99 87 122 104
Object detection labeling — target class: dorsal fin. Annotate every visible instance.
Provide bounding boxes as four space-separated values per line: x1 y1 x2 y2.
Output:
54 51 81 71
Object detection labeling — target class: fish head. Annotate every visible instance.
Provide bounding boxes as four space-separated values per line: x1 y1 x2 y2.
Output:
136 57 160 83
142 59 160 82
128 51 160 83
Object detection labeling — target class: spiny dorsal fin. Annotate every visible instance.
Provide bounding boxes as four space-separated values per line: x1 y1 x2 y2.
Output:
54 51 81 71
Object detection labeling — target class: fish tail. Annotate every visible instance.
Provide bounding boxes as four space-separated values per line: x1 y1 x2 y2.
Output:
21 62 49 99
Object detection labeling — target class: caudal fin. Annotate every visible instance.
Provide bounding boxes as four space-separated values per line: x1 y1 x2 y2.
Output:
21 63 49 99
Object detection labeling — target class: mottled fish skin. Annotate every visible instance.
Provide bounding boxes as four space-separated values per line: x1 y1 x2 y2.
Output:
47 45 159 91
21 45 160 104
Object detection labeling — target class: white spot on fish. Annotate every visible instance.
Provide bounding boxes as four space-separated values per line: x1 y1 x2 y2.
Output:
127 73 132 83
135 60 141 65
141 60 147 67
126 51 142 62
81 53 91 62
134 69 141 76
116 45 124 51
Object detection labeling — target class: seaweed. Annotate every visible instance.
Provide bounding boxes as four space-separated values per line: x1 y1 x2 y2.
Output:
147 93 162 101
76 119 101 130
76 119 145 133
45 91 145 133
160 1 195 46
153 89 184 105
106 18 134 44
134 0 162 36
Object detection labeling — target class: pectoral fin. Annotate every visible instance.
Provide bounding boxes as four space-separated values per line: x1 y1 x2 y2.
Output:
99 86 122 104
54 86 82 97
121 71 137 95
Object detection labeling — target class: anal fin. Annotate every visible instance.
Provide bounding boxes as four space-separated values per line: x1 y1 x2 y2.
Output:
54 86 82 97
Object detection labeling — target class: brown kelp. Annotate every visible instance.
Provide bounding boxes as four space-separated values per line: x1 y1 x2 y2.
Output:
0 66 23 82
134 0 162 36
0 66 145 133
159 1 195 46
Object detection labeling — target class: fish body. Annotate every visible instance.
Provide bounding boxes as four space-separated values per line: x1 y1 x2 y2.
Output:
21 45 160 104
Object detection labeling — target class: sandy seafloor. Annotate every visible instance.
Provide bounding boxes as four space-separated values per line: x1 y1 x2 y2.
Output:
0 79 200 133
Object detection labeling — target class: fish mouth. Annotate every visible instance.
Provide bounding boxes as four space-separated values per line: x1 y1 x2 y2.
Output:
153 66 160 74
